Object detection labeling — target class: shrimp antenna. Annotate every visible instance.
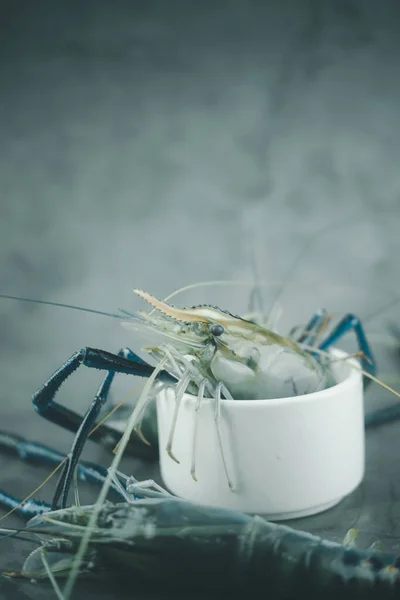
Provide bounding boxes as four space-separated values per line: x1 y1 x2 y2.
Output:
162 279 282 302
268 215 354 314
0 294 125 320
363 296 400 324
0 526 41 545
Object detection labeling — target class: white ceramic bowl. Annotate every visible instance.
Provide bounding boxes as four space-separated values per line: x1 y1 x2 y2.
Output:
156 349 364 519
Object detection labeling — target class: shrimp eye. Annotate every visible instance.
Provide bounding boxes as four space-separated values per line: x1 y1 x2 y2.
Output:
209 323 224 337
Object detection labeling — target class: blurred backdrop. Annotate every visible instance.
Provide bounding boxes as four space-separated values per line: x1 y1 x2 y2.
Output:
1 0 400 463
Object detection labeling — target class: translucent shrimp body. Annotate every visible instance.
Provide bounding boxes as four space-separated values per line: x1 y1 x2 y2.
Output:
125 289 335 400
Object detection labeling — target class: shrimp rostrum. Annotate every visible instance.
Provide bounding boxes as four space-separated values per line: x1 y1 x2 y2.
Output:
0 287 378 508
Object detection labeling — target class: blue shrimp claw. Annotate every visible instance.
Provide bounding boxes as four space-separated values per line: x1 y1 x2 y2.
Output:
31 346 176 509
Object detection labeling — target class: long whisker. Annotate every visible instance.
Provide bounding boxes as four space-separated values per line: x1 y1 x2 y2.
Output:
302 344 400 400
363 296 400 324
0 460 66 523
0 294 124 320
267 216 354 314
0 527 42 544
162 279 284 302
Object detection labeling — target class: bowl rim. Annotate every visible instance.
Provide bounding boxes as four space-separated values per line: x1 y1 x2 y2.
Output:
160 348 362 408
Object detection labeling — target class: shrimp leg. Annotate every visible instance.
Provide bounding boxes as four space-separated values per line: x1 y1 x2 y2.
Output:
0 489 51 519
308 314 400 428
318 313 376 376
296 309 329 345
31 346 175 509
213 382 235 490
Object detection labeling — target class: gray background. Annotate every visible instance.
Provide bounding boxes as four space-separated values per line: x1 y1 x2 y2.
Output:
1 1 400 598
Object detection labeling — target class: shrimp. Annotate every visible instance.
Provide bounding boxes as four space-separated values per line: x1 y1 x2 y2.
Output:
3 480 400 600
